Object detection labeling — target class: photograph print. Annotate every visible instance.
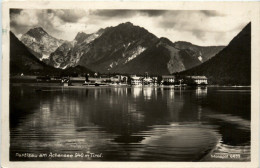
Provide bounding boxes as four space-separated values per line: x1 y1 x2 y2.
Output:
7 6 253 163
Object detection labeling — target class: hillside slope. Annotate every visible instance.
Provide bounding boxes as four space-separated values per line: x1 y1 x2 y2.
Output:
10 32 93 76
173 41 225 62
110 37 203 75
180 23 251 85
10 31 58 75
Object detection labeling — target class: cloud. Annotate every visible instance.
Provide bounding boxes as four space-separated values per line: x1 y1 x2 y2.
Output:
10 9 63 39
200 10 224 17
10 9 251 46
90 10 136 18
89 10 167 18
155 10 250 44
192 29 207 40
48 9 87 23
139 10 167 17
157 11 213 42
16 33 23 39
10 9 40 35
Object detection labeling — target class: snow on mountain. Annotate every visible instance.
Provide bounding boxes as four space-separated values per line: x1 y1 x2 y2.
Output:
21 27 64 60
198 56 203 62
84 31 103 44
125 46 146 64
48 28 106 69
19 23 226 75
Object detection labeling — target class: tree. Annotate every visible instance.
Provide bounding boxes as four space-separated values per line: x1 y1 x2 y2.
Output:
183 76 197 86
122 77 127 83
157 76 162 85
85 74 89 82
127 75 131 85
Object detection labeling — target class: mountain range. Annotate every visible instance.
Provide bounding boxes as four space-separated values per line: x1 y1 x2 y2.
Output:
10 31 93 76
10 21 251 85
10 31 57 74
17 22 224 75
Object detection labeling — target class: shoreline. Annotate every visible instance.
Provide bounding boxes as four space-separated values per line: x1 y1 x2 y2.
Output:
10 82 251 89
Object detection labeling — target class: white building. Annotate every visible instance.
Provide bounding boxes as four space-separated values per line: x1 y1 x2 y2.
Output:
189 76 208 85
162 75 175 83
130 75 143 85
110 75 128 83
143 77 158 85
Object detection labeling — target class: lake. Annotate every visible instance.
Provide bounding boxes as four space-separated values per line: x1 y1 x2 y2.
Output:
10 85 251 161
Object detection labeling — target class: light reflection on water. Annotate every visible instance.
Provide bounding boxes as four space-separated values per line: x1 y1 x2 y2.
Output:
10 86 250 161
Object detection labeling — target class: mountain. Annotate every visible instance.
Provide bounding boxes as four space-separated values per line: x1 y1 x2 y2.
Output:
49 22 159 70
48 22 224 75
109 37 203 75
10 31 93 76
61 65 94 77
173 41 225 62
48 28 105 69
77 22 159 72
20 27 64 60
180 23 251 85
10 31 59 75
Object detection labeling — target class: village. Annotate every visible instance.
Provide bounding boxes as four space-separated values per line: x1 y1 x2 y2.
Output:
31 73 208 87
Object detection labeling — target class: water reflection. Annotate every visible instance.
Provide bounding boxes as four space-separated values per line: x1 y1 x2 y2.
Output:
10 86 250 161
143 87 153 100
196 87 208 97
132 86 142 98
137 124 221 161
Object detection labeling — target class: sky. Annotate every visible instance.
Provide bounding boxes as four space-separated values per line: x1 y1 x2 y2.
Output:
10 9 251 46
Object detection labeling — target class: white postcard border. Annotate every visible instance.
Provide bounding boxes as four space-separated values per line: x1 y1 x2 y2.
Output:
1 1 260 168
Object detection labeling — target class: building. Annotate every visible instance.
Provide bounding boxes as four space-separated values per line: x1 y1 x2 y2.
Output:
162 75 175 84
120 75 128 83
130 75 158 86
143 77 158 85
143 77 153 85
143 77 151 85
110 75 128 83
152 77 158 85
130 75 144 85
61 77 71 86
110 75 120 83
189 76 208 85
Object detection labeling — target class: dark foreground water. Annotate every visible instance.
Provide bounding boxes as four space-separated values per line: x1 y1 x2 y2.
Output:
10 86 251 161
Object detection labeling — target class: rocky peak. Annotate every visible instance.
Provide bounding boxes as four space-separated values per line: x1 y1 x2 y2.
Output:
97 22 157 45
173 41 193 49
158 37 174 46
74 32 90 43
25 27 48 41
114 22 145 33
21 27 64 61
118 22 134 27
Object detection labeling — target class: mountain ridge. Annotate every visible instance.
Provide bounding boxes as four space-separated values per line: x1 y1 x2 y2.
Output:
10 31 94 76
10 31 58 75
45 22 224 74
16 22 226 75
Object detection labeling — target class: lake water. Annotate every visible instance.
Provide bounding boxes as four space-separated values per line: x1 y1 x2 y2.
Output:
10 85 251 161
